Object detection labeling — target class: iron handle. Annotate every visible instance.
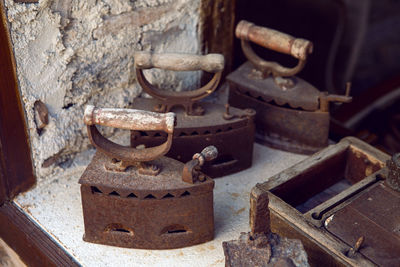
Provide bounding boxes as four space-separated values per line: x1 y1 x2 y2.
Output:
84 105 175 162
135 52 224 112
236 20 313 77
236 20 312 60
84 105 175 134
134 51 225 73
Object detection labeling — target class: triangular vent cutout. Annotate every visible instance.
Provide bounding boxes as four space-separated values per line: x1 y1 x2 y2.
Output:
127 193 137 198
91 186 102 194
181 191 191 197
139 131 149 136
162 193 174 199
145 194 156 199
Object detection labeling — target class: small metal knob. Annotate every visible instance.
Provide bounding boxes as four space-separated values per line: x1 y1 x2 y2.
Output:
192 146 218 166
183 146 218 184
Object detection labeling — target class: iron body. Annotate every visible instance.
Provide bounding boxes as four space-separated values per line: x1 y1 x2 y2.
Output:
228 21 351 154
80 152 214 249
228 62 329 154
131 52 255 178
253 137 400 266
131 98 255 178
79 106 217 249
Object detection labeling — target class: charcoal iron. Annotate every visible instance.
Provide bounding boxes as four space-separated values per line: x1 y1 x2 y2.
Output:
79 105 218 249
130 51 255 178
254 136 400 266
227 20 352 154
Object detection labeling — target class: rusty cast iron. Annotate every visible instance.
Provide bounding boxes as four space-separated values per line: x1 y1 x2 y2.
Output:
223 185 310 266
131 51 256 178
227 20 352 154
79 105 218 249
254 136 400 266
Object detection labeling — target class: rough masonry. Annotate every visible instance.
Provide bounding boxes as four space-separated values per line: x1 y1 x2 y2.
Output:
3 0 202 180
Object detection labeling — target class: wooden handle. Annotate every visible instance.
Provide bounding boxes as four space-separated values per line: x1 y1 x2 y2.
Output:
134 51 225 73
236 20 313 60
84 105 175 134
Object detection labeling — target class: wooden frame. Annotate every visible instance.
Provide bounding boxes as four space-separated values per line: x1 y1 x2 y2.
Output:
254 137 392 266
0 1 35 204
0 202 79 266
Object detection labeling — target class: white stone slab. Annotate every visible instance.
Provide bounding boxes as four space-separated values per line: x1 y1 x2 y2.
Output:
14 144 306 267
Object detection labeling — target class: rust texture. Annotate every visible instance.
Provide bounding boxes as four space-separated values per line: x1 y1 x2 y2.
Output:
33 100 48 134
250 186 270 235
80 106 216 249
223 233 307 267
131 99 255 178
182 146 217 183
132 52 255 178
223 232 272 267
228 21 352 154
223 180 309 266
257 137 398 266
387 153 400 191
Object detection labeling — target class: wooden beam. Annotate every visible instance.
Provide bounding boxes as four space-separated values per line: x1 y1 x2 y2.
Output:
0 2 35 202
0 202 79 267
200 0 236 77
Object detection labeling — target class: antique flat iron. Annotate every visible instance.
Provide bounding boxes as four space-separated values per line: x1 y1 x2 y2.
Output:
254 137 400 266
130 51 255 178
79 105 218 249
227 20 352 154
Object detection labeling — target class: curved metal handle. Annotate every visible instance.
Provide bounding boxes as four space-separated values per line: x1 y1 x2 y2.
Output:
84 105 175 162
134 52 224 105
236 20 313 77
134 52 224 73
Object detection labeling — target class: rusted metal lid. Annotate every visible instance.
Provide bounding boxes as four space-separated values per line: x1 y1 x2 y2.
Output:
227 62 321 111
324 182 400 266
79 151 214 199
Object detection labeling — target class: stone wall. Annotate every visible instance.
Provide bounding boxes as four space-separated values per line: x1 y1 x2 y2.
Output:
3 0 202 180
